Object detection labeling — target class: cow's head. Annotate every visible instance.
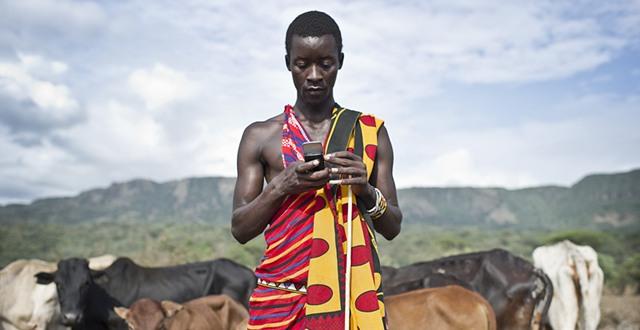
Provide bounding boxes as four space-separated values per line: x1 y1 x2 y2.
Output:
115 298 168 330
34 258 103 326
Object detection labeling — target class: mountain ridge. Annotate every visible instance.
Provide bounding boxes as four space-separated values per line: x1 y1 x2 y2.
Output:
2 169 639 228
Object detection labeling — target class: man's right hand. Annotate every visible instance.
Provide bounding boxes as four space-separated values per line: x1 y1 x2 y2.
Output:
272 159 330 196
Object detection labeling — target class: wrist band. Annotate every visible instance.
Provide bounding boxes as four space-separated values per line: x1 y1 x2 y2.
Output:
366 187 388 220
365 187 381 213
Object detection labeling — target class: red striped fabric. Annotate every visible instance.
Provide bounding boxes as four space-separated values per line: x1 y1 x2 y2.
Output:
249 105 326 329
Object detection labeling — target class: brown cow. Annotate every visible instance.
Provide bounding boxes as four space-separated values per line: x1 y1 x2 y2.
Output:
114 295 248 330
385 285 497 330
383 249 553 330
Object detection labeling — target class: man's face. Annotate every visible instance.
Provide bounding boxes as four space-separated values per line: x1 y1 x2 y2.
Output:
287 34 343 105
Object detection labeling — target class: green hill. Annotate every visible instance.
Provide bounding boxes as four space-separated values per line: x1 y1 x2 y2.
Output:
0 177 236 224
1 169 639 229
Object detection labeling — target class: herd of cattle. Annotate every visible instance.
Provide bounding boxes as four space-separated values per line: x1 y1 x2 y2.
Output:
0 240 604 330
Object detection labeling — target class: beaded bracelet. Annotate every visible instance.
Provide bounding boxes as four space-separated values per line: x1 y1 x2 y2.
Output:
366 187 388 220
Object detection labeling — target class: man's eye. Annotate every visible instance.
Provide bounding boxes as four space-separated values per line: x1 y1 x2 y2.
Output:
295 62 307 68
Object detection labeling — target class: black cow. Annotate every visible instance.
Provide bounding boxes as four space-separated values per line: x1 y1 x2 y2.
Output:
382 249 553 330
35 257 256 330
382 266 473 296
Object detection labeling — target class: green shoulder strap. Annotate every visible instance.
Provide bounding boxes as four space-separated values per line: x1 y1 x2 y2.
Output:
325 105 376 233
326 105 361 155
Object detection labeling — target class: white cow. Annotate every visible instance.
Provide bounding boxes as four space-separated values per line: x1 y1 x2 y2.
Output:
532 240 604 330
0 255 117 330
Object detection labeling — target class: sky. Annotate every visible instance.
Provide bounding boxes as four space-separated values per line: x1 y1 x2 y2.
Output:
1 0 639 204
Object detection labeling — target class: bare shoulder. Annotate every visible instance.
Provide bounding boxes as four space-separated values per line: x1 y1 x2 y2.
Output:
242 115 283 143
243 113 283 139
239 114 284 165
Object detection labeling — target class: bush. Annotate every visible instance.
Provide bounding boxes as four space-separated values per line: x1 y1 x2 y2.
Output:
620 253 640 293
541 230 617 253
2 223 638 290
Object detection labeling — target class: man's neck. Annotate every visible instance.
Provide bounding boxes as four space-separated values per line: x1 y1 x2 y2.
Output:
293 97 336 123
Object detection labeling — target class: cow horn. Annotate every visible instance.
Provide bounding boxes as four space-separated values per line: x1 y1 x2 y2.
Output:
114 307 129 320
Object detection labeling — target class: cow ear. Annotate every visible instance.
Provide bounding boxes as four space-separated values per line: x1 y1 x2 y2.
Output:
160 300 183 318
114 307 129 320
34 272 55 285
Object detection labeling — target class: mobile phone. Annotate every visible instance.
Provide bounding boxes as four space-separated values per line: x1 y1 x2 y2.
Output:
302 141 324 170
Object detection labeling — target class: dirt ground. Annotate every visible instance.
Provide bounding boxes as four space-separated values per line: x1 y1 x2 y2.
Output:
599 293 640 330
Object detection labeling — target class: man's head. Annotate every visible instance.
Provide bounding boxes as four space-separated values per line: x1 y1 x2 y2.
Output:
285 11 344 105
285 11 342 57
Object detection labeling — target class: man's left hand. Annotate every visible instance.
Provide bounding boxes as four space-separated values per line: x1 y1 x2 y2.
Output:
324 151 374 199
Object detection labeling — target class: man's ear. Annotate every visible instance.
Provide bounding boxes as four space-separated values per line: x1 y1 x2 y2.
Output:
34 272 55 285
284 54 291 71
338 52 344 69
114 306 129 320
160 300 183 318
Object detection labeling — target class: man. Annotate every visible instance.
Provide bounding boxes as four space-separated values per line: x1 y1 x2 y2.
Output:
232 11 402 330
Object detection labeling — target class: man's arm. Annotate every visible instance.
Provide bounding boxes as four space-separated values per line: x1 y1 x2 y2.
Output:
367 125 402 240
231 123 331 244
231 123 280 244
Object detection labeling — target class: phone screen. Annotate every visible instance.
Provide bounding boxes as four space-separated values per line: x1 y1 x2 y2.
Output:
302 141 324 170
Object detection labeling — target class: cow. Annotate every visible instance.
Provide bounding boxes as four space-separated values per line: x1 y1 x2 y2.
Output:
113 295 248 330
0 255 117 330
382 249 553 330
34 257 255 330
383 267 473 296
532 240 604 330
385 285 497 330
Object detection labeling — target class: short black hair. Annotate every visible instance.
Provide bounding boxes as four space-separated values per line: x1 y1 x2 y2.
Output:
285 11 342 56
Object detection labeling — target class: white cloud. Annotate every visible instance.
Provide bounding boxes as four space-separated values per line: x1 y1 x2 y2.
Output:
0 54 78 119
337 0 630 89
17 53 68 75
127 64 197 110
0 126 83 199
410 148 536 187
395 94 640 189
0 0 106 35
59 100 164 163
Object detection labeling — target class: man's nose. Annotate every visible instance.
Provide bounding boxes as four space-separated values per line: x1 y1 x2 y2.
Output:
307 64 321 82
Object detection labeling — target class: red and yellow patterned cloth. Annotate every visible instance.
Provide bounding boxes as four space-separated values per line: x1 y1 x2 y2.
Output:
248 105 386 330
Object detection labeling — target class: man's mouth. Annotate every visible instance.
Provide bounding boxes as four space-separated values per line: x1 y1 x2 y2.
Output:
306 87 325 94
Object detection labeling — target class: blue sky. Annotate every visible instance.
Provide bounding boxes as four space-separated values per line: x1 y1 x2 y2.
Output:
0 0 639 204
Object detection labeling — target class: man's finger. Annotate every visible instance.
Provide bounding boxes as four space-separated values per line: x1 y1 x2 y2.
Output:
295 160 321 173
329 177 367 185
329 167 365 175
325 156 359 167
297 168 330 182
305 168 330 180
325 151 361 161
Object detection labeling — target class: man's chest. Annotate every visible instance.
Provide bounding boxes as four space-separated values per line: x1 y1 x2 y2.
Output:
261 120 331 179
